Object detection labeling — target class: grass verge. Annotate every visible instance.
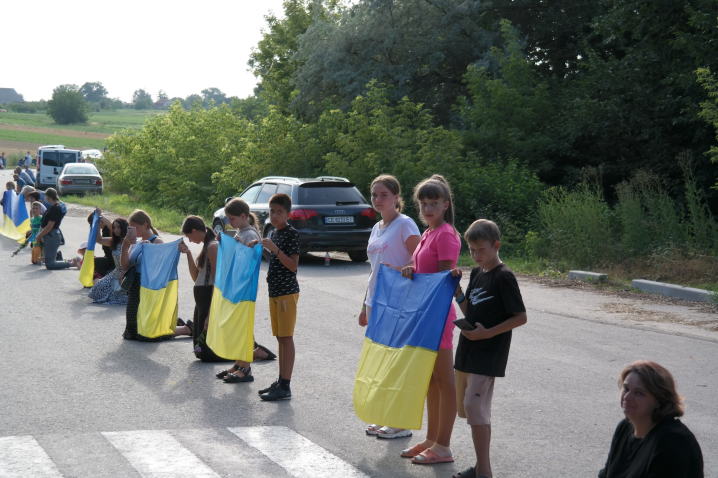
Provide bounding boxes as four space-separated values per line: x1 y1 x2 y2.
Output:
0 129 107 149
62 192 197 235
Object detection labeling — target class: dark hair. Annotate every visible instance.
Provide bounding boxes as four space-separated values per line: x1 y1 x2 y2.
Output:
181 215 216 269
6 181 15 190
464 219 501 244
371 175 404 212
45 188 59 201
28 191 41 201
269 193 292 213
619 360 685 423
224 198 259 232
413 174 456 229
110 218 129 250
128 209 158 237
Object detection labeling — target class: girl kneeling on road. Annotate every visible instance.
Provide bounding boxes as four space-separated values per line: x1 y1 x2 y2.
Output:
34 188 79 270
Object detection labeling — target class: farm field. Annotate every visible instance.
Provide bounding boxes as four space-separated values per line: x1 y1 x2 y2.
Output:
0 128 107 150
0 109 166 134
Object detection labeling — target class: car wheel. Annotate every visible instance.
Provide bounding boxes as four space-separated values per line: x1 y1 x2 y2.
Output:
348 251 368 262
213 220 225 235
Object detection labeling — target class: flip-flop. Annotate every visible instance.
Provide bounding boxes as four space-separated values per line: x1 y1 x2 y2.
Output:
365 424 380 435
411 448 454 465
453 467 477 478
400 443 427 458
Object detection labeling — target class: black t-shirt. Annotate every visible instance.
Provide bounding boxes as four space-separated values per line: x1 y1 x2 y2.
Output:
41 204 64 229
100 225 113 258
267 225 301 298
598 418 704 478
454 263 525 377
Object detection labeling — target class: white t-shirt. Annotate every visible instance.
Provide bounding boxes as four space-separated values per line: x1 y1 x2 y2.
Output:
365 214 421 307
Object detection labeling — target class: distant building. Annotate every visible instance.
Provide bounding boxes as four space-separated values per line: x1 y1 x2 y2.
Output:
0 88 23 103
153 99 173 109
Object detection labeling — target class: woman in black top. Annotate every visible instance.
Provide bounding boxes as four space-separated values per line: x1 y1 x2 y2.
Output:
34 188 78 270
599 360 703 478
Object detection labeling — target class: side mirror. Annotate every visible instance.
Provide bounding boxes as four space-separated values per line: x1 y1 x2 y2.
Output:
225 196 235 204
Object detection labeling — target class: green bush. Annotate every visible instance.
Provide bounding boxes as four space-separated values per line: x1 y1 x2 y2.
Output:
47 86 90 124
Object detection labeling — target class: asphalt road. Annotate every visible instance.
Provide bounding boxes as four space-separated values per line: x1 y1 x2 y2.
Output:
1 171 716 477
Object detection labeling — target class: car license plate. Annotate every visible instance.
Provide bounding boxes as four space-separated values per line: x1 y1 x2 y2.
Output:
75 179 90 184
325 216 354 224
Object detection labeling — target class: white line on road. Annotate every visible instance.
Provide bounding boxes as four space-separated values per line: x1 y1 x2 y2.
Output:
228 426 369 478
102 430 220 478
0 436 63 478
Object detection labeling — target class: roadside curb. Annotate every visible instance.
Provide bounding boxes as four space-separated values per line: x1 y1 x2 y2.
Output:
568 270 607 282
630 279 714 302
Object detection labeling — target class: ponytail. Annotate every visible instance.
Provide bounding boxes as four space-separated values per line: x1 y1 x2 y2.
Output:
225 198 259 233
129 209 160 239
181 215 216 269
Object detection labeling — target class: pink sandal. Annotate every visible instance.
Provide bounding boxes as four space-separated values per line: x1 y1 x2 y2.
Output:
411 448 454 465
400 443 427 458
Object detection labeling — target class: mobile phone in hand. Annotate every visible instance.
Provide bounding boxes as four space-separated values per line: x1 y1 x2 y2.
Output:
126 226 136 241
453 318 476 331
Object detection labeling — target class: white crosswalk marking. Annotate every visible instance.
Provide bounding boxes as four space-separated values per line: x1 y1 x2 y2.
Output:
0 436 63 478
102 430 220 478
228 426 369 478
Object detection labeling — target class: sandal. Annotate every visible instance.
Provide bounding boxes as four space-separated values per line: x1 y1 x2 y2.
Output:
177 318 186 327
216 364 240 379
255 344 277 361
411 448 454 465
224 366 254 383
400 443 427 458
453 467 477 478
186 320 194 336
376 427 412 439
365 424 381 435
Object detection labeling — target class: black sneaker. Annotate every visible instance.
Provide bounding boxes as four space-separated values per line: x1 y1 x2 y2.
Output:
260 385 291 401
258 380 279 395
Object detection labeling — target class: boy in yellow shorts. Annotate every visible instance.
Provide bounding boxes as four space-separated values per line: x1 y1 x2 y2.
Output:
249 193 301 401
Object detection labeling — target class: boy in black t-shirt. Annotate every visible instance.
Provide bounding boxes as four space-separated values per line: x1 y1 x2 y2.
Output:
248 193 301 401
450 219 527 478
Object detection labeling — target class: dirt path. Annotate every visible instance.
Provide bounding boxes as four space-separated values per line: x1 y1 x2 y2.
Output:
0 123 111 140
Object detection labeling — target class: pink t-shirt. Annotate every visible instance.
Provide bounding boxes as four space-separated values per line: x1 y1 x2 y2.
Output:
413 222 461 346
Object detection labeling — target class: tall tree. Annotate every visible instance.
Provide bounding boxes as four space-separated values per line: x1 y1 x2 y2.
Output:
132 89 152 103
201 87 228 106
47 85 89 124
157 90 169 100
79 82 108 103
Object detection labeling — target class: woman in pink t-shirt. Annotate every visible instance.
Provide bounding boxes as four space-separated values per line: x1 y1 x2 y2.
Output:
399 175 461 465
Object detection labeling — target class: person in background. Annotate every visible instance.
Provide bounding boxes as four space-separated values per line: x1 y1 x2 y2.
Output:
24 151 32 167
1 152 6 169
598 360 704 478
88 214 129 305
13 173 26 190
19 165 34 186
33 188 78 270
87 211 114 278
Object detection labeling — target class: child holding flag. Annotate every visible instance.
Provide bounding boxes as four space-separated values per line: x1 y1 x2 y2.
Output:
399 175 461 464
11 202 44 263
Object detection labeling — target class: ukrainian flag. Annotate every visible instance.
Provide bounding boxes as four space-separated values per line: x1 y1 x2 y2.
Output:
137 239 182 338
1 190 31 243
206 233 263 361
78 211 98 287
354 265 459 430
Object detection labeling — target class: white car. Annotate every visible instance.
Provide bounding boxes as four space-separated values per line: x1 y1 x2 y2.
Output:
81 149 104 161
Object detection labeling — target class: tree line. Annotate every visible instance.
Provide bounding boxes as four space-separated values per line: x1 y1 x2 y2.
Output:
98 0 718 269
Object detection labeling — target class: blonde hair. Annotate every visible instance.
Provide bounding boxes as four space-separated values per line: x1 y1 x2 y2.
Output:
128 209 159 236
413 174 456 228
371 175 404 212
225 198 259 233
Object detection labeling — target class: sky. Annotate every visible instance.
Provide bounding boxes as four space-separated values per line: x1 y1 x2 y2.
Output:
2 0 286 102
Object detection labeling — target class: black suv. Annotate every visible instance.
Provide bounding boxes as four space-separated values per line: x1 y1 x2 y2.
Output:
212 176 376 262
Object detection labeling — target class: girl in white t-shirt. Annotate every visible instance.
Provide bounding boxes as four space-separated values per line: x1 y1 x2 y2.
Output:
360 175 421 439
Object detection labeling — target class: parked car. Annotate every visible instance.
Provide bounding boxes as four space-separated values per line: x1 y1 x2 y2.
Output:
36 147 80 189
56 163 103 195
81 149 104 162
34 144 66 168
212 176 376 261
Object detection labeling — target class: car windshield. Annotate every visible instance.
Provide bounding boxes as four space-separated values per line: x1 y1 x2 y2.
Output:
298 184 365 205
65 165 97 175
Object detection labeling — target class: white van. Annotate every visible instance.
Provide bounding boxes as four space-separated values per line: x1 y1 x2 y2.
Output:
37 148 81 189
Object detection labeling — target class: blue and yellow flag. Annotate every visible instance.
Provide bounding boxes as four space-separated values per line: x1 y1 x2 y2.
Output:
137 239 181 338
1 190 31 243
354 265 459 430
78 211 98 287
207 233 263 361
